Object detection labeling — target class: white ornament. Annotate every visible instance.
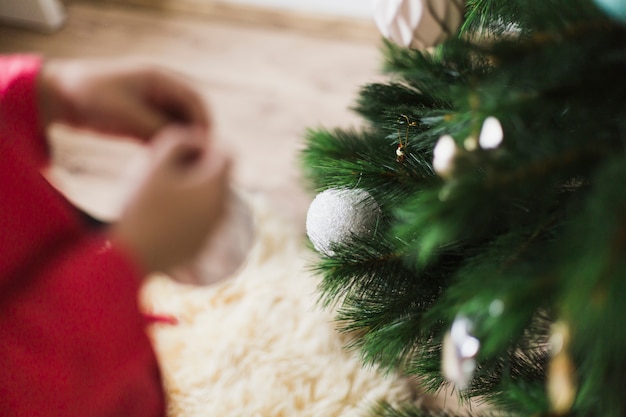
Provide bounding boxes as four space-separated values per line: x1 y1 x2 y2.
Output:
479 116 504 149
442 315 480 390
306 188 382 256
433 134 458 178
372 0 465 50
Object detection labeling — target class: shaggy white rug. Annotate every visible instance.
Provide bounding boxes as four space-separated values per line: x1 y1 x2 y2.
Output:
141 194 420 417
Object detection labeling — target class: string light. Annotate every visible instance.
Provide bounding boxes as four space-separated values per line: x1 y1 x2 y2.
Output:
479 116 504 149
433 134 458 178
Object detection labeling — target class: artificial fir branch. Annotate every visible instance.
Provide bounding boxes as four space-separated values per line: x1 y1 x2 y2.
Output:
370 401 486 417
312 234 407 309
556 160 626 417
301 0 626 415
338 303 425 371
302 127 439 205
482 145 608 190
313 233 463 373
460 0 606 37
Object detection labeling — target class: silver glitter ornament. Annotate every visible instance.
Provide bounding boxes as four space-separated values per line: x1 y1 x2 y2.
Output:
306 188 382 256
442 315 480 390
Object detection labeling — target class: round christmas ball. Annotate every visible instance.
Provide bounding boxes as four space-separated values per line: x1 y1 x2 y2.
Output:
306 188 382 256
594 0 626 23
372 0 466 50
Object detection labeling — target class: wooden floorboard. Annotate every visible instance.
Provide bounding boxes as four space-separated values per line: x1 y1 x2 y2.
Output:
77 0 380 43
0 2 385 229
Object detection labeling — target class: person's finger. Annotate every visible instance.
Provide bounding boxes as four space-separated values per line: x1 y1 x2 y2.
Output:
109 95 170 140
143 68 210 131
63 86 170 140
151 125 209 168
200 146 232 181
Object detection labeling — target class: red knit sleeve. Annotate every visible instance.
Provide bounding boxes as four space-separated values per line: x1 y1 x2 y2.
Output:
0 54 165 417
0 55 48 165
0 235 165 417
0 148 166 416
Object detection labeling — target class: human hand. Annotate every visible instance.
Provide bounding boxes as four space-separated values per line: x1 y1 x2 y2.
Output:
38 59 208 140
169 189 255 286
110 125 231 273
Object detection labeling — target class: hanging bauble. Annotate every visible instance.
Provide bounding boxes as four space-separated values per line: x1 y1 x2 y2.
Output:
433 134 459 179
306 188 382 256
372 0 466 50
442 315 480 390
478 116 504 150
594 0 626 24
547 321 577 414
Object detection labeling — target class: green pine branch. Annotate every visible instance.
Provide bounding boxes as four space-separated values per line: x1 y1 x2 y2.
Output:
300 1 626 415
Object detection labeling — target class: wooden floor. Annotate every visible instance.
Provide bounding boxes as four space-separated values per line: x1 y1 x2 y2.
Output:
0 1 384 230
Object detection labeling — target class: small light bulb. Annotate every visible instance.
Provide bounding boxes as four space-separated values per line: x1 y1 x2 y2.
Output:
479 116 504 149
433 135 457 177
489 299 504 317
464 136 478 151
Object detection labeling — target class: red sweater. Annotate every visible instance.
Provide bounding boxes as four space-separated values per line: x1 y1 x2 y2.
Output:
0 56 165 416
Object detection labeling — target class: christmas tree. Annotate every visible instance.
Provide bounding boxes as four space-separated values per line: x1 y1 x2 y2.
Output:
300 1 626 416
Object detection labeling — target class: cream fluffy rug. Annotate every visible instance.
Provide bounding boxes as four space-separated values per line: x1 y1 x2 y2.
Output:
141 194 418 417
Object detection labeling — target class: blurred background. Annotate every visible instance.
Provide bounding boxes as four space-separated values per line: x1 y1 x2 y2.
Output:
0 0 384 230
